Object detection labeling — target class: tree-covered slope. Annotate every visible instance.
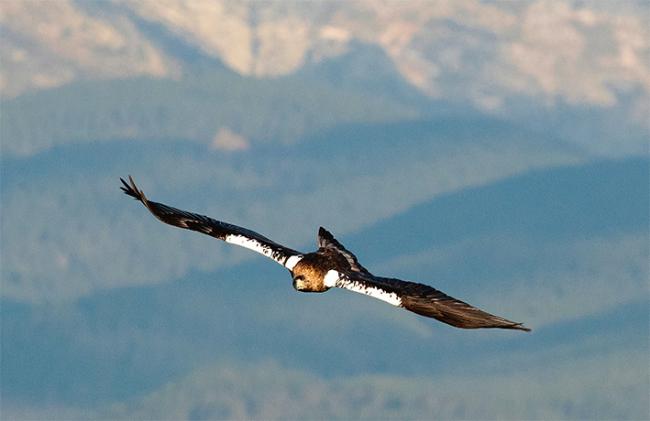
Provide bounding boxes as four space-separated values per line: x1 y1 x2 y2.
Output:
2 158 646 416
1 113 581 302
0 71 420 157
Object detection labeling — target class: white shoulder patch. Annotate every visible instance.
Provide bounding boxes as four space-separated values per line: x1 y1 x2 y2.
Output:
323 270 341 288
284 255 303 270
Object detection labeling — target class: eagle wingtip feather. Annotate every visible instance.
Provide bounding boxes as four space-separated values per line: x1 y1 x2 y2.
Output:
503 322 531 332
120 175 147 203
318 226 334 239
515 324 531 332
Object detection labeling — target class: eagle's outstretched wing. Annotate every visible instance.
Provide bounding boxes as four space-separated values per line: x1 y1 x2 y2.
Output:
120 176 303 269
317 228 529 331
326 269 530 331
326 270 530 331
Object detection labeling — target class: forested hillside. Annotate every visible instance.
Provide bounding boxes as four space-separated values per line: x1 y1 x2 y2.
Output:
2 2 648 419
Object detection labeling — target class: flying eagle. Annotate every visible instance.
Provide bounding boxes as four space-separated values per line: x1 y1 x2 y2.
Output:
121 176 530 331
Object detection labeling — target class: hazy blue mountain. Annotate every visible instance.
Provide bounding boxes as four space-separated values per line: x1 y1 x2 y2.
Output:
3 158 647 419
293 41 433 108
345 157 648 261
0 72 420 157
499 93 650 157
101 338 648 420
5 1 649 147
1 109 582 303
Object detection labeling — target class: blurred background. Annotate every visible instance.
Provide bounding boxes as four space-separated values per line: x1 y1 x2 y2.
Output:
1 1 648 419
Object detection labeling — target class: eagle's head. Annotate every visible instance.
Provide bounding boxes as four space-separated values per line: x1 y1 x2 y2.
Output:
291 269 329 293
292 274 307 291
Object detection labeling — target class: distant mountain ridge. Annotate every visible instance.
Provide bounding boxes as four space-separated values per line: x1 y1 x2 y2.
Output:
1 111 582 302
345 157 649 262
2 1 649 135
0 69 420 157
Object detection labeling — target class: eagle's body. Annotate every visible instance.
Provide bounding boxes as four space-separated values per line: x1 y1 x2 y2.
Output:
121 176 530 332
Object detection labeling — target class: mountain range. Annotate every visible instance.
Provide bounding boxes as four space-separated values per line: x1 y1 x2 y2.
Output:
1 1 648 419
2 1 649 154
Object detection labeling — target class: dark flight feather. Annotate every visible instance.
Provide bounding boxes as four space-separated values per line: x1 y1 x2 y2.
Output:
317 227 373 276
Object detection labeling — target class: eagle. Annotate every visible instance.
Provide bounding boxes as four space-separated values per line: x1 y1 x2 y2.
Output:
121 176 530 331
